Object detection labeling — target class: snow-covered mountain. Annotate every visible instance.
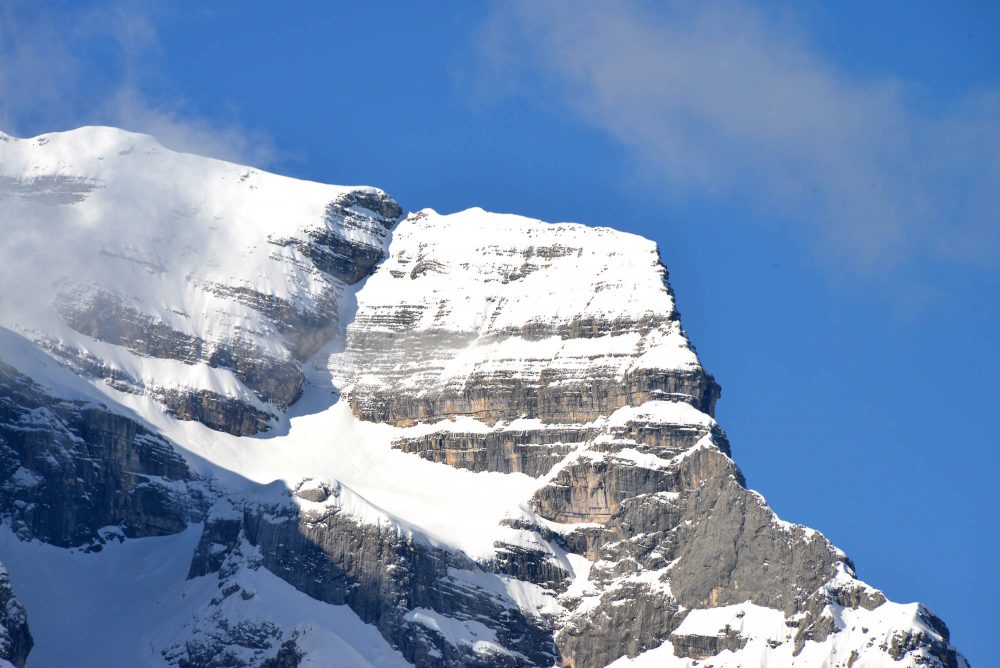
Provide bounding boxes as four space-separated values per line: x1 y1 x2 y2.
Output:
0 127 968 667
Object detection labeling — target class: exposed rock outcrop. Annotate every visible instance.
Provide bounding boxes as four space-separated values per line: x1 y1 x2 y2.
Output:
669 627 747 660
270 192 402 285
38 338 278 436
56 288 307 410
187 481 558 668
0 360 206 547
0 564 31 668
45 176 401 436
392 427 585 477
334 209 967 668
352 366 719 428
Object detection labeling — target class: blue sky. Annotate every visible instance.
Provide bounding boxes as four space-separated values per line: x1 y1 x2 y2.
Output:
2 1 997 663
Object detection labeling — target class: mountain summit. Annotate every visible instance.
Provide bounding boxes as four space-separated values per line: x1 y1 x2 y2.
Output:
0 127 967 667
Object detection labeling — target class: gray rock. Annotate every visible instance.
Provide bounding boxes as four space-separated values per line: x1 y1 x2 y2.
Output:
351 367 719 428
196 281 341 360
0 173 102 205
155 387 275 436
885 623 964 668
392 427 586 477
0 563 31 668
56 288 306 410
0 360 207 547
667 463 841 614
558 581 684 668
669 625 747 659
189 482 558 668
269 190 400 284
38 338 278 436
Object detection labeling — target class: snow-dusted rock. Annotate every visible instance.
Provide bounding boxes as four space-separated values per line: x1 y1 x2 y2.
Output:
0 127 968 667
0 126 400 435
343 208 717 430
0 353 207 547
0 564 31 668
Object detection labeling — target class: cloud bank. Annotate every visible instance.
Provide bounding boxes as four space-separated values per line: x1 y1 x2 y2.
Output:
0 0 275 167
474 2 1000 274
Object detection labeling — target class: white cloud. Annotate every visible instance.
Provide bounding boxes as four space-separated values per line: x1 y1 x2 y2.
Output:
0 0 277 167
105 87 280 166
473 1 1000 273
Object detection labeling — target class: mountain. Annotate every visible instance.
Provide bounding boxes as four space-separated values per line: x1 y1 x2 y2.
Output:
0 127 968 667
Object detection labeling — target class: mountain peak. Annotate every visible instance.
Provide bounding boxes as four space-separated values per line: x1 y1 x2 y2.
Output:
0 126 968 668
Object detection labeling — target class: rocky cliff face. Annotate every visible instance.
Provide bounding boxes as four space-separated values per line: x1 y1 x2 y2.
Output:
0 564 31 668
0 359 206 548
182 481 557 668
0 127 969 667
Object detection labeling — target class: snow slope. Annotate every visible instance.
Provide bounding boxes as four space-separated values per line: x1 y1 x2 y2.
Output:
1 125 376 335
0 526 408 667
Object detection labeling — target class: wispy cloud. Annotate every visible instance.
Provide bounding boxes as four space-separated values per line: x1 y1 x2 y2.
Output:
0 0 277 166
106 87 280 166
473 2 1000 274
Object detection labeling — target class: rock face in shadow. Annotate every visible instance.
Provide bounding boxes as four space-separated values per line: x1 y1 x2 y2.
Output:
0 564 32 668
195 282 340 361
273 193 402 285
186 482 558 668
0 360 205 547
